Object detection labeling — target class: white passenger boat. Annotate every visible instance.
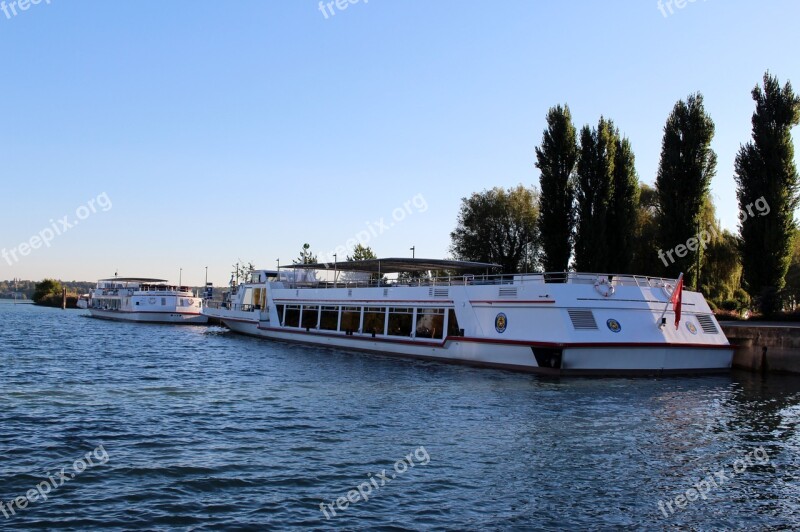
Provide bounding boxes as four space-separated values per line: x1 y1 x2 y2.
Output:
87 277 207 324
203 259 733 375
76 294 90 309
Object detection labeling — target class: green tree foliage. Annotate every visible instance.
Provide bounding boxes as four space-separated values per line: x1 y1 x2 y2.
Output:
346 244 377 261
782 233 800 311
574 117 617 272
450 185 539 273
0 279 37 299
294 243 317 265
347 244 382 282
655 93 717 288
701 229 745 308
694 198 745 309
33 279 63 303
231 260 255 284
607 136 640 273
734 72 800 314
630 183 663 275
535 104 578 272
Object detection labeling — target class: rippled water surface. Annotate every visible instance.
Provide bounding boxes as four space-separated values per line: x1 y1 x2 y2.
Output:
1 303 799 530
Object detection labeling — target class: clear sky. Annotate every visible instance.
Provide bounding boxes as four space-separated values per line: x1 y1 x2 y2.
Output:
1 0 798 286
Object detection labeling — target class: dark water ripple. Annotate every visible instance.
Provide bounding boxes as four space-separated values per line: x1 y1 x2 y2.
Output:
1 302 799 530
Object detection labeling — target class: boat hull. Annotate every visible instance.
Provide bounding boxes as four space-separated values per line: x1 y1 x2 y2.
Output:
88 309 208 324
213 322 732 375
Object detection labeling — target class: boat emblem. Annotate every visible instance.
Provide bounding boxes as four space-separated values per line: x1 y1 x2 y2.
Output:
606 319 621 333
686 321 698 335
495 313 507 333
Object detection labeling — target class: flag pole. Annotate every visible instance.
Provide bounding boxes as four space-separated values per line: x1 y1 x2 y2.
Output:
657 272 683 328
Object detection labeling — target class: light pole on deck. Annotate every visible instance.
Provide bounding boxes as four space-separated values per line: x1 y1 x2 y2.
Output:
410 246 415 259
179 268 182 287
333 253 337 288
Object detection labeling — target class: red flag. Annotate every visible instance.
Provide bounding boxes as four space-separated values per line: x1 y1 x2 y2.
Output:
670 275 684 329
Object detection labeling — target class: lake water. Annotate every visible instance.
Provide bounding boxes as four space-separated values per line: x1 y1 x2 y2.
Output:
1 302 798 530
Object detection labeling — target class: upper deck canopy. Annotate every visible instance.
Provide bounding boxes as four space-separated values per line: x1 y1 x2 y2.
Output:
284 258 500 273
98 277 168 283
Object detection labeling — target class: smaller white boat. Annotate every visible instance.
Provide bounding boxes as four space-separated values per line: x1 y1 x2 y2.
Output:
87 277 207 324
76 294 90 309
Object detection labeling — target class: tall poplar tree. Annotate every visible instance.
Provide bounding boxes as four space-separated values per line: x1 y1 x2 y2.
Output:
734 72 800 314
607 136 640 273
655 93 717 288
574 117 616 272
535 104 578 272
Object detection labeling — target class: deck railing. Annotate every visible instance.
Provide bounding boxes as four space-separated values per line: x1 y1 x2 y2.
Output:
204 301 259 312
277 272 678 290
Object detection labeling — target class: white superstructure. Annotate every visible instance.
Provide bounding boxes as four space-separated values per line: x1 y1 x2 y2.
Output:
87 277 207 324
203 259 733 375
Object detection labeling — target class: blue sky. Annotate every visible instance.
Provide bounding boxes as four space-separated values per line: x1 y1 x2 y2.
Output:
1 0 797 286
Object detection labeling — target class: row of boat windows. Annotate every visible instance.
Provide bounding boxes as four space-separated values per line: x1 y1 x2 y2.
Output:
91 298 124 310
91 297 195 309
275 305 461 339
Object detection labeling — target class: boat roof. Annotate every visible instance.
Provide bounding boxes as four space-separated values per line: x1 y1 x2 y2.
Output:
284 258 500 273
98 277 168 282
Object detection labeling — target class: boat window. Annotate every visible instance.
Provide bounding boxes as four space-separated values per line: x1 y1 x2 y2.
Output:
388 307 413 337
320 306 339 331
340 306 361 332
447 309 462 336
276 304 285 324
363 307 386 335
416 308 444 339
161 297 166 306
284 305 300 328
301 305 320 329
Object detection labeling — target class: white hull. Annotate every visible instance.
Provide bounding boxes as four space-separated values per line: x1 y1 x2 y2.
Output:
89 308 208 324
214 324 731 375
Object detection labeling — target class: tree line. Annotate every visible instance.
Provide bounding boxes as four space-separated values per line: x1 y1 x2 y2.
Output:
450 72 800 316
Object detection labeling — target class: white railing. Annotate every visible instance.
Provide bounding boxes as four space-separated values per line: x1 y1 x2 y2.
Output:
279 272 678 290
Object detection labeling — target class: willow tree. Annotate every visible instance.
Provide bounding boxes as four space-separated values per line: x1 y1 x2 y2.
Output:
450 185 539 273
574 117 617 272
535 104 578 272
735 72 800 314
655 93 717 288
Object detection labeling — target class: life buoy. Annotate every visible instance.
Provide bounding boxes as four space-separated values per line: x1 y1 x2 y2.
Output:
662 282 675 299
594 277 615 297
